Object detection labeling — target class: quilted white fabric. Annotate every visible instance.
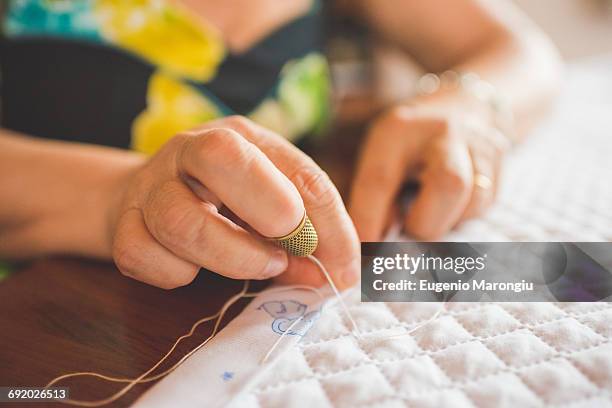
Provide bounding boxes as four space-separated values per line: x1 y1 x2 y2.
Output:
226 58 612 407
135 57 612 408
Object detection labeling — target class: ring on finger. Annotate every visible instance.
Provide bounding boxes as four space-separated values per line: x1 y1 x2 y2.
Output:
474 174 493 190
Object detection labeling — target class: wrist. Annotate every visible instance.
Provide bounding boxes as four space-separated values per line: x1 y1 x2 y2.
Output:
99 158 143 259
413 71 517 146
58 150 145 260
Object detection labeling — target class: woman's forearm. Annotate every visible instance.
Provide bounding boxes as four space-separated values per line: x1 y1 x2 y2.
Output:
356 0 563 139
421 18 562 139
0 129 143 259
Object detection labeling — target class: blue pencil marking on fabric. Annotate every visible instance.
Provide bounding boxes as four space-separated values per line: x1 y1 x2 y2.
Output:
221 371 234 382
259 300 321 337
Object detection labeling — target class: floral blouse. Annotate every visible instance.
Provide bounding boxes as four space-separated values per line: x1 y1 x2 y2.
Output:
1 0 331 154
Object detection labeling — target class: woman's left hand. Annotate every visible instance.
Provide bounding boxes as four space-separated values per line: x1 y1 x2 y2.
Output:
349 103 511 241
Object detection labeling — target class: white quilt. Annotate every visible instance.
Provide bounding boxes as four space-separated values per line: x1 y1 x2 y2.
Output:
136 57 612 408
230 57 612 408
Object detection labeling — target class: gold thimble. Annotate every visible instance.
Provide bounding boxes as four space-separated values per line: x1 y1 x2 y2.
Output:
272 212 318 257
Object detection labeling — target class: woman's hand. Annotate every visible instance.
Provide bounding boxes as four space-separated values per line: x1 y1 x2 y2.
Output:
108 116 360 289
349 104 510 241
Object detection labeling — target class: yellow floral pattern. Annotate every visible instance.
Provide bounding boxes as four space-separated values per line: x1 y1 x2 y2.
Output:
132 72 222 154
95 0 225 82
5 0 331 155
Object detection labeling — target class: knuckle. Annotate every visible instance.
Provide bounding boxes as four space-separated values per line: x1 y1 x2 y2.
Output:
156 201 206 249
195 128 256 169
196 128 241 156
386 105 448 129
165 132 190 150
290 166 339 210
153 133 191 157
225 115 254 131
112 242 141 277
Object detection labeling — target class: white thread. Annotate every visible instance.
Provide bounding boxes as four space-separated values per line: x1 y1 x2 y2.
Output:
46 257 445 406
379 303 446 340
44 310 221 386
45 280 251 406
260 316 304 364
255 284 325 364
307 254 362 338
45 282 327 406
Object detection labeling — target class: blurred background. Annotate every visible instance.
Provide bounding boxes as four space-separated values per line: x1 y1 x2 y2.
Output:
515 0 612 60
332 0 612 123
324 0 612 236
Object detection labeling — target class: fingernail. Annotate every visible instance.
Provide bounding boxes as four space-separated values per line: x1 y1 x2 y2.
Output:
263 250 288 278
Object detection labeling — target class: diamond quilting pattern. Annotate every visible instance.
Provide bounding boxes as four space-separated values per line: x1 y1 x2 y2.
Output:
320 366 395 408
240 61 612 407
247 302 612 408
453 305 520 337
303 337 369 373
463 373 542 407
519 360 598 405
430 342 505 381
381 355 451 396
572 344 612 389
483 329 556 367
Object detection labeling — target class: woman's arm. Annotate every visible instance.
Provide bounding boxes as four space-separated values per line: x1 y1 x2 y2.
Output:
348 0 563 240
354 0 562 136
0 128 142 259
0 119 361 289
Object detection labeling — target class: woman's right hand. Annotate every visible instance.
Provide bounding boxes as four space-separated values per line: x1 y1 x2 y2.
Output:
107 116 360 290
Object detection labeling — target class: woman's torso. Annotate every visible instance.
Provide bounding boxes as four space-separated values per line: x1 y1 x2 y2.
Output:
0 0 331 153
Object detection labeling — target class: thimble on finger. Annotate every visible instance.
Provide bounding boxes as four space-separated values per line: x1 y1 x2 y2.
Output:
271 212 318 257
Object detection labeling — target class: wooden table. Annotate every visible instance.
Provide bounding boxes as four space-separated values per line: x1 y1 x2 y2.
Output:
0 126 364 408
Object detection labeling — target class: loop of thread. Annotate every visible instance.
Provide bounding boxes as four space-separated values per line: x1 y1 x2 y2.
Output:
45 256 444 406
259 256 446 361
260 255 367 363
44 283 324 406
45 280 251 406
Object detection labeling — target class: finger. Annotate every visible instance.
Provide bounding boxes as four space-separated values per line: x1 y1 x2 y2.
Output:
487 128 509 200
349 110 437 241
178 127 304 239
142 179 289 280
182 174 222 208
460 125 508 220
461 144 497 220
113 208 200 289
199 116 360 289
405 133 473 239
348 121 415 242
273 256 327 287
216 207 329 287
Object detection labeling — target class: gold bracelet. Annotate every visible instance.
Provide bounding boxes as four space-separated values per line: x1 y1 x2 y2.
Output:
417 70 516 146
